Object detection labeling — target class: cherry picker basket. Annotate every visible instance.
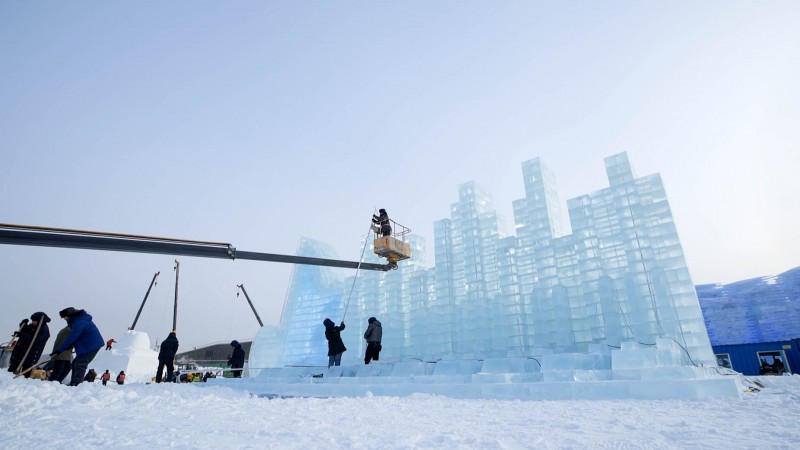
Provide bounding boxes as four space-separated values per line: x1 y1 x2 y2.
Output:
372 220 411 269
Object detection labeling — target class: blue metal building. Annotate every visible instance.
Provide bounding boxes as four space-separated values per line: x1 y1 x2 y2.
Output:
712 340 800 376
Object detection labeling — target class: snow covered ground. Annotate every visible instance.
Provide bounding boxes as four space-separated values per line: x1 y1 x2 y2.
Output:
2 372 800 449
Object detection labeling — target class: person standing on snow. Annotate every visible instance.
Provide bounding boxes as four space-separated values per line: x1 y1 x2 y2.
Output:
49 323 72 383
116 371 126 385
101 370 111 385
83 368 97 383
323 318 346 368
51 307 104 386
228 340 245 378
105 339 116 350
8 312 51 377
156 332 179 383
363 317 382 365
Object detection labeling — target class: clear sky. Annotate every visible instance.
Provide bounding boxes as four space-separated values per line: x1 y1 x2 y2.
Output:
1 2 798 350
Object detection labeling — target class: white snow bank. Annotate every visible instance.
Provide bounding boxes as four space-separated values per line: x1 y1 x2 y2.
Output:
2 371 800 449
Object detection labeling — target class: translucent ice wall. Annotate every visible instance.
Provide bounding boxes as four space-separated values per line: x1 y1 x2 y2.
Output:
253 152 717 368
274 237 344 366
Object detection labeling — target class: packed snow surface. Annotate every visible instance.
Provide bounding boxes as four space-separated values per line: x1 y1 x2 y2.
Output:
2 372 800 449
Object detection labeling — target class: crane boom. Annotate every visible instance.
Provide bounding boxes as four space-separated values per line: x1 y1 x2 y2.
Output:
130 271 160 330
236 284 264 327
0 223 392 271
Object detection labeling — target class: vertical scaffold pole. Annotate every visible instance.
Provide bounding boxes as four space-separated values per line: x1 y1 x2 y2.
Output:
172 260 179 333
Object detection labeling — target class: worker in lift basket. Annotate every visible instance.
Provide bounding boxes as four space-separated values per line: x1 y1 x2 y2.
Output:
372 208 392 237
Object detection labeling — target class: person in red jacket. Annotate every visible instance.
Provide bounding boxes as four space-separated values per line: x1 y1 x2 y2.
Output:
105 339 116 350
101 369 111 386
116 371 125 385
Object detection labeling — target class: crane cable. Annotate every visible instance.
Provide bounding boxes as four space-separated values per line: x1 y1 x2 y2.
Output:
228 289 238 338
341 225 374 322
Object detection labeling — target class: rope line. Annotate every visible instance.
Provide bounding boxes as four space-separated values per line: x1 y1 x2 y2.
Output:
342 225 374 322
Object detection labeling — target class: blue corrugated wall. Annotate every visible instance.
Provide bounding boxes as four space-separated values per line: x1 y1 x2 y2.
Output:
713 340 800 376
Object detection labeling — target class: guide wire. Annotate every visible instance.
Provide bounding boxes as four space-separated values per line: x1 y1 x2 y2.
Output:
341 225 374 323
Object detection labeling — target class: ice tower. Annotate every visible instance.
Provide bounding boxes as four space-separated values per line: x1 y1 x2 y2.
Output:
250 152 716 371
561 154 714 363
274 237 344 366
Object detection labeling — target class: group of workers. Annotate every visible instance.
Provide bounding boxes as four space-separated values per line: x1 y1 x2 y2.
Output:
5 308 105 386
323 316 383 368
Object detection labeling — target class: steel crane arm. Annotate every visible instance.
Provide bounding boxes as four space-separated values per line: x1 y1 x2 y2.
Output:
0 223 391 271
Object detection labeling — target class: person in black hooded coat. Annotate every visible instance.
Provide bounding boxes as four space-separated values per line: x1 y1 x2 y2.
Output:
8 312 51 377
156 332 179 383
323 318 346 368
228 340 245 378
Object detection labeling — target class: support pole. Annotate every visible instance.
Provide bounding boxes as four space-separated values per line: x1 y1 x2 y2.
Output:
173 260 179 333
130 271 160 330
236 284 264 327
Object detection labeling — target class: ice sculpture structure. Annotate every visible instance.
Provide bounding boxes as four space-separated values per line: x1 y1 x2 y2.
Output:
251 152 717 371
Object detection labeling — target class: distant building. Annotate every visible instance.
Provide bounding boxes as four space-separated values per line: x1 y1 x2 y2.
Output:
176 340 252 365
697 266 800 375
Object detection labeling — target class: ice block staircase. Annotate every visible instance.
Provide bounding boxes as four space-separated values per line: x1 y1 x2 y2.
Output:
211 339 746 400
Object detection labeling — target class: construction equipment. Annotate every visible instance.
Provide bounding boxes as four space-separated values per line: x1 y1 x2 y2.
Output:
236 284 264 327
0 223 395 271
129 271 160 330
372 219 412 269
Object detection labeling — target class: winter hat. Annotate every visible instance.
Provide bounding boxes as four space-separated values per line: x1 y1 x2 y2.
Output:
230 340 239 347
30 312 51 323
59 307 80 318
323 318 334 327
368 317 376 324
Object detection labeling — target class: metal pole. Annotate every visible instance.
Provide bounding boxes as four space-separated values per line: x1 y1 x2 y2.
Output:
0 224 393 271
130 271 160 330
173 260 179 333
236 284 264 327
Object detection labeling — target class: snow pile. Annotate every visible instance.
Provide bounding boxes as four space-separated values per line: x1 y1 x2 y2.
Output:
3 371 800 449
88 330 158 382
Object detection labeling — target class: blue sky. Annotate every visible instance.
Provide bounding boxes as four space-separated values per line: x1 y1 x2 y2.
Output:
1 2 798 349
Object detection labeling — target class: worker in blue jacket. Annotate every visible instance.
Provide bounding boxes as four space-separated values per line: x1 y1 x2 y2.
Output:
51 307 104 386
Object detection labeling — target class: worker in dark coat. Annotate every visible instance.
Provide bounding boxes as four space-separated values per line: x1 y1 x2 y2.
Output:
363 317 382 364
8 312 51 377
49 324 72 383
323 318 346 368
83 368 97 382
156 332 179 383
228 340 245 378
371 209 392 237
52 307 104 386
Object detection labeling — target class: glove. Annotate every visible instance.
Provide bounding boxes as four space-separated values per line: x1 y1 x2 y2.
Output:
340 322 345 327
19 319 29 327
